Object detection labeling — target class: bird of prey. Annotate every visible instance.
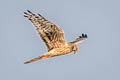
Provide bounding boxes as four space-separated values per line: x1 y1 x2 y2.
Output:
24 10 87 64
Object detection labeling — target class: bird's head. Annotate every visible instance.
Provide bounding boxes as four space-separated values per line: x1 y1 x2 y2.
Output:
70 33 88 54
72 44 78 54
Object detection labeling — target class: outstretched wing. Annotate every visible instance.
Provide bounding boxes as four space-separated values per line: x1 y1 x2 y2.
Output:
24 10 66 52
71 34 88 44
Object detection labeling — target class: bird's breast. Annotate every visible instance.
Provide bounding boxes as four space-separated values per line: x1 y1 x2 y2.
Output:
48 46 73 57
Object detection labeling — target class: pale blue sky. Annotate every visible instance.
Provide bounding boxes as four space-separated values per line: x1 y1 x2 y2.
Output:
0 0 120 80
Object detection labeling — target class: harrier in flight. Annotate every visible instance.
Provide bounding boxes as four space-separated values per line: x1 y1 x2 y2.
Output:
24 10 87 64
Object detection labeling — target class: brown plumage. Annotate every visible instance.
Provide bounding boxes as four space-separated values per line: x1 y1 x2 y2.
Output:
24 10 87 64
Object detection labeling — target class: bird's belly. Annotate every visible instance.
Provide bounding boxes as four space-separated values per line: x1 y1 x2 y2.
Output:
49 47 73 57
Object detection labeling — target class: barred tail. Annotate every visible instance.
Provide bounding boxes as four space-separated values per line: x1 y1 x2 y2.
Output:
24 55 48 64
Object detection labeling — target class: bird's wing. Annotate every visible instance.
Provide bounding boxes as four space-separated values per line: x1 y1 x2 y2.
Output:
24 10 66 52
71 34 88 44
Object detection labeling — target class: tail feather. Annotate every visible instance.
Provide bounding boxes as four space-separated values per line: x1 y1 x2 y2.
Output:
24 55 48 64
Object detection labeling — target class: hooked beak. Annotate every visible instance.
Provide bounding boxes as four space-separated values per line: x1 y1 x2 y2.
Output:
74 50 77 54
73 45 78 54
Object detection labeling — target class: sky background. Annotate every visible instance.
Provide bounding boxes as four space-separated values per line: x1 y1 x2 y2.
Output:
0 0 120 80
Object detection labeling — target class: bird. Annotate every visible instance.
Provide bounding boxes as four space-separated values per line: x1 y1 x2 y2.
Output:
24 10 87 64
